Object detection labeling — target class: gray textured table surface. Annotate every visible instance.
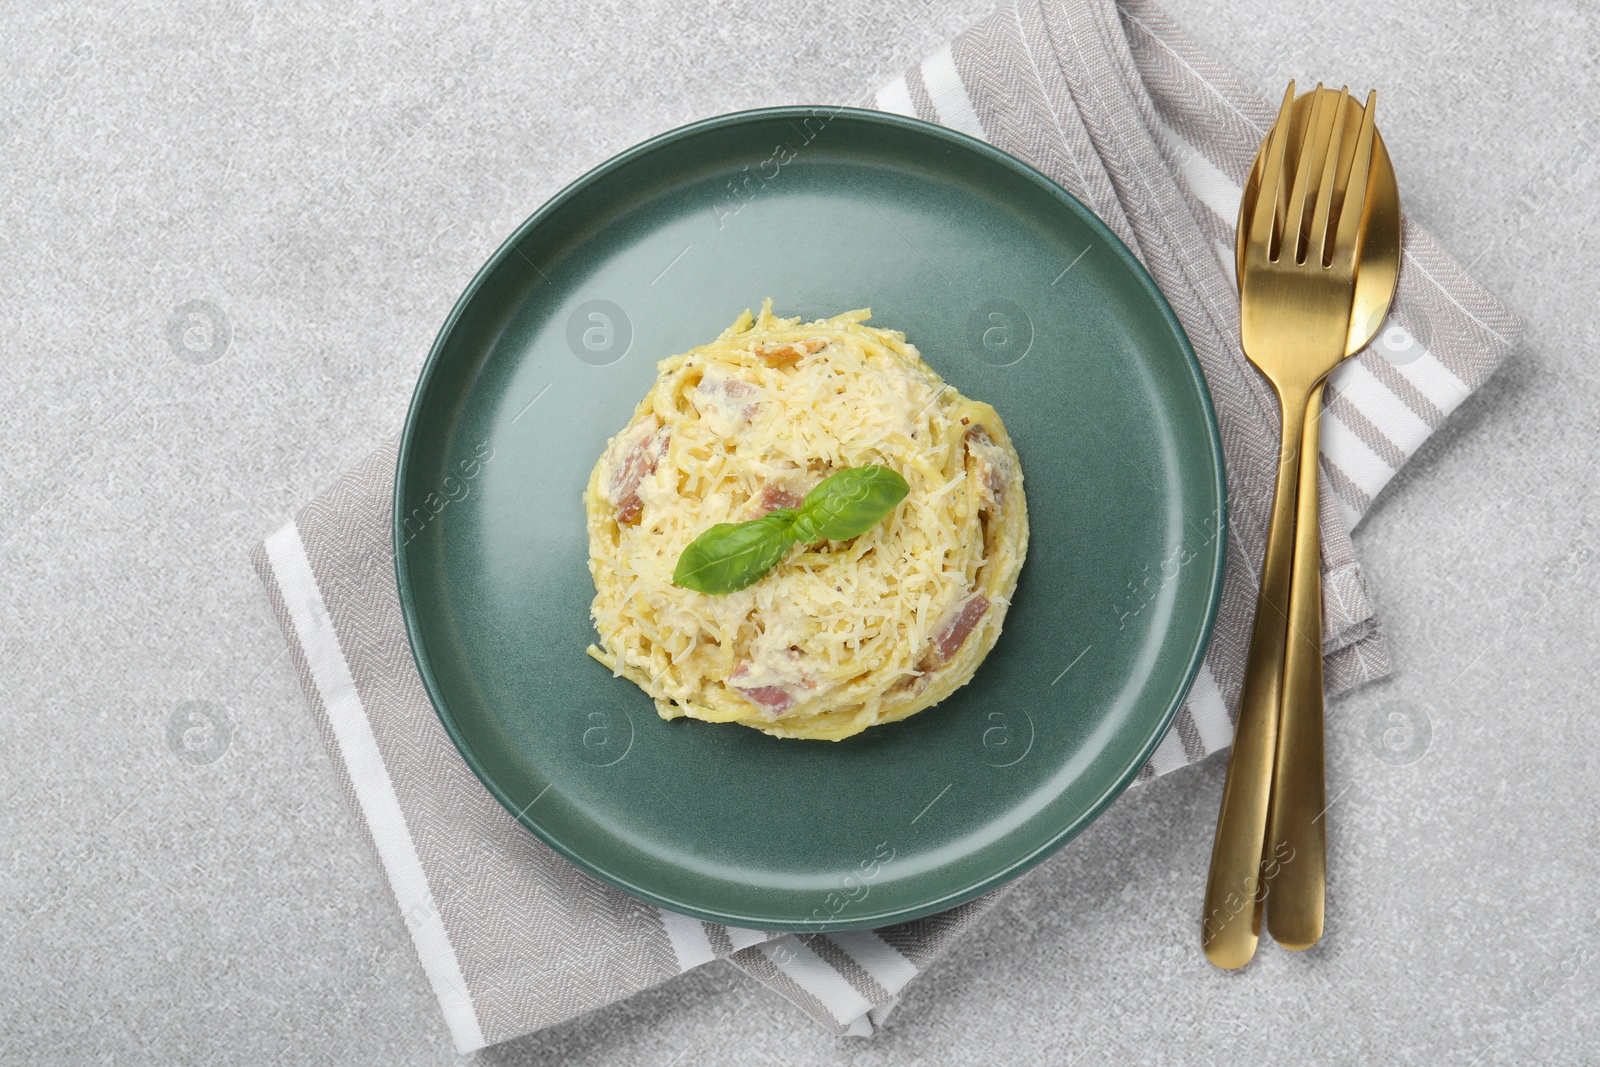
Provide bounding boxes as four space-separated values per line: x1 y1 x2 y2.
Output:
3 1 1597 1064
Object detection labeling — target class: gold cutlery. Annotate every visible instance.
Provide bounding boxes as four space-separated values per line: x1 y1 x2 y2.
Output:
1263 88 1401 951
1203 82 1398 968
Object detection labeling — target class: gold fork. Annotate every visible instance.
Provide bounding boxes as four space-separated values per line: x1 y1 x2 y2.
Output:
1202 82 1377 970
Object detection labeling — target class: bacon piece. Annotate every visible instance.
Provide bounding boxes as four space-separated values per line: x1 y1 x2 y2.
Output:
927 594 990 666
965 427 1010 510
608 422 668 525
751 337 826 367
729 664 797 716
695 374 761 410
691 372 762 435
754 482 805 516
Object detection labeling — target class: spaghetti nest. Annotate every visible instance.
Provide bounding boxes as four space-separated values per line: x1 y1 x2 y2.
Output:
585 300 1028 740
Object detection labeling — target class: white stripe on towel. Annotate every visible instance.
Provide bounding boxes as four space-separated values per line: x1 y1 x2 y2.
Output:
725 925 771 952
874 74 917 117
1321 408 1396 501
1329 359 1434 458
920 45 986 139
1184 663 1233 756
760 939 874 1026
827 930 918 993
656 908 717 972
264 521 486 1053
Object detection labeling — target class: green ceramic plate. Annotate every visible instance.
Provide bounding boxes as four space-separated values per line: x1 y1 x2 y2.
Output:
396 107 1225 931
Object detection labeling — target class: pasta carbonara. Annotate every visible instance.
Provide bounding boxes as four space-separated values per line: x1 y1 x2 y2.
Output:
585 300 1028 740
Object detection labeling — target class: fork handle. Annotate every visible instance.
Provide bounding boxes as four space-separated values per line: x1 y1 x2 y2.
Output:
1266 382 1329 949
1202 389 1305 969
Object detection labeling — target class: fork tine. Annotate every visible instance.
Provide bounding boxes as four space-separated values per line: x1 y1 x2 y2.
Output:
1327 89 1359 241
1247 81 1297 264
1282 83 1326 263
1309 88 1351 267
1331 90 1378 277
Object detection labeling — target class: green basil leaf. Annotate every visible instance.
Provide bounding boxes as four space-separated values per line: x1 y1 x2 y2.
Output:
791 465 909 543
672 508 800 594
671 466 908 595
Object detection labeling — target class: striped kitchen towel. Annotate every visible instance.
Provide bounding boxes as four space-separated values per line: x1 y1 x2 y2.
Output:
251 0 1521 1052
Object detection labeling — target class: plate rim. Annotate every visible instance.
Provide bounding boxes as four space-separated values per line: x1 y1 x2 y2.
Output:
394 104 1228 931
